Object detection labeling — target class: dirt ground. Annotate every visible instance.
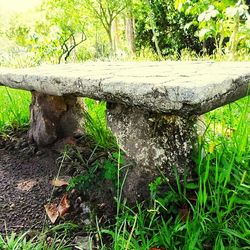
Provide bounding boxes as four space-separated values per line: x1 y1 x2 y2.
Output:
0 129 62 233
0 128 116 235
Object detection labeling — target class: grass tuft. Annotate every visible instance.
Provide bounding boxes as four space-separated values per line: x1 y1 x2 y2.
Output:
0 87 30 133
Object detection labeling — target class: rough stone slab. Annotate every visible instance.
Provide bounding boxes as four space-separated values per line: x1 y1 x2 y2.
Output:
0 61 249 115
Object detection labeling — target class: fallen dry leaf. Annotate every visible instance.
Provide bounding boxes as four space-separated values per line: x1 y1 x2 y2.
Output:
44 203 59 224
51 178 69 187
58 194 70 217
64 137 77 145
17 180 38 191
179 204 190 223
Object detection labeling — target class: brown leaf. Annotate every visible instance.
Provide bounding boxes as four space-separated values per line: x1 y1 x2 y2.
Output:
189 195 197 203
64 137 77 145
17 180 38 191
58 194 70 217
44 203 59 224
51 178 69 187
179 204 190 223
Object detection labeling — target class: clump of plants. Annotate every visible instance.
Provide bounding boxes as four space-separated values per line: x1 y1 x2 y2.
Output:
98 97 250 249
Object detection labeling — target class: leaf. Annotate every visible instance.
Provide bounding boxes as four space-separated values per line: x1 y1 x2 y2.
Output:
174 0 184 11
185 182 198 189
58 194 70 217
103 160 116 181
199 28 211 39
17 180 38 191
64 136 77 145
44 203 59 224
51 178 69 187
208 142 216 154
179 204 190 223
224 128 235 137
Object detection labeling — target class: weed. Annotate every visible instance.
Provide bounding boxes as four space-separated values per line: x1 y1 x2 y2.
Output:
100 96 250 250
84 98 117 149
0 231 71 250
67 151 125 193
0 87 30 133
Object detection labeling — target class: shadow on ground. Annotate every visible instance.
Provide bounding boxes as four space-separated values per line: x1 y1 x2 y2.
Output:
0 128 116 235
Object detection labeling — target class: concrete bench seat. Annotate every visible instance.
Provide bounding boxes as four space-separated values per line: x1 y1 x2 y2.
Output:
0 61 249 202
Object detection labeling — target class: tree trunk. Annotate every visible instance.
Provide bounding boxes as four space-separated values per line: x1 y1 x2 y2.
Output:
125 15 136 56
112 18 120 53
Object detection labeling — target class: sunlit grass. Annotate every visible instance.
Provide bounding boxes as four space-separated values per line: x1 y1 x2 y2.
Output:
84 98 117 149
0 87 30 132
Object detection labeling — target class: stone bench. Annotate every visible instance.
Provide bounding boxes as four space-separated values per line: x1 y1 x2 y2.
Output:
0 61 249 202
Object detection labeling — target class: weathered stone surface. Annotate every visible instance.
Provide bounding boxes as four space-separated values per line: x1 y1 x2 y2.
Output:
29 91 84 146
107 103 197 203
0 61 249 115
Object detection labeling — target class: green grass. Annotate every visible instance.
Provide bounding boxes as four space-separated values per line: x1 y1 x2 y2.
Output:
0 87 249 249
99 96 250 250
84 98 117 149
0 231 71 250
0 87 30 133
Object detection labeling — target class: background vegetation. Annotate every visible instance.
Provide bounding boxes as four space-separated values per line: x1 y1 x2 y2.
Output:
1 0 250 65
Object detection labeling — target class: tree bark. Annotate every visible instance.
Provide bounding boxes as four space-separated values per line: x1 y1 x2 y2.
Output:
125 15 136 56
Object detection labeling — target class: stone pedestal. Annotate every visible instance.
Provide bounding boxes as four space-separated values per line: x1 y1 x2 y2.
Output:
28 91 84 146
107 103 197 203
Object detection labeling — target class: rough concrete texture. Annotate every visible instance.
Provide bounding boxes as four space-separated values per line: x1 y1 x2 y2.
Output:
107 103 197 202
0 61 249 115
29 91 84 145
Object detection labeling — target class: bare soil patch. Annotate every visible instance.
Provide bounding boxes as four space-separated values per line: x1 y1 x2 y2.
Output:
0 128 116 234
0 128 64 233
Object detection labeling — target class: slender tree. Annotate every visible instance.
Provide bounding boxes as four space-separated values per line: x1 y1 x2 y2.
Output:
85 0 128 53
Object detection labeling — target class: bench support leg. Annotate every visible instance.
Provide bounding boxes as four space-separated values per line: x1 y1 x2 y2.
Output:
28 91 84 146
107 103 197 203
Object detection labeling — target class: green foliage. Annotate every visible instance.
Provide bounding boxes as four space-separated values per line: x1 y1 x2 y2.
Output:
134 0 201 58
0 232 70 250
6 18 30 48
176 0 250 57
84 0 129 53
67 151 125 192
67 162 99 192
103 152 125 181
2 0 250 60
103 159 117 181
0 87 30 133
84 98 117 149
22 0 89 64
